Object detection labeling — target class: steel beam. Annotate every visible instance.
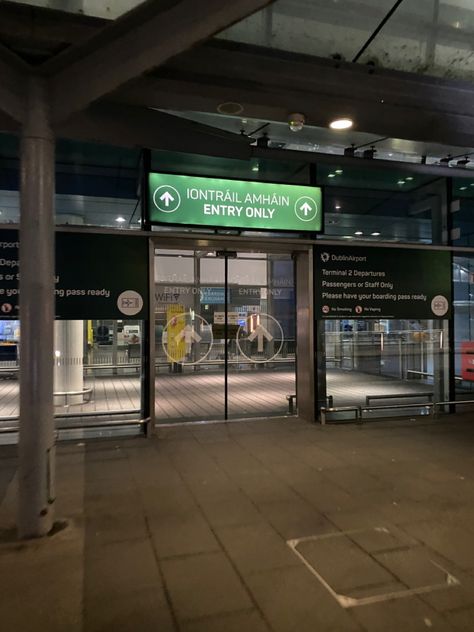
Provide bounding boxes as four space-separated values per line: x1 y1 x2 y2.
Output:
48 0 274 124
56 103 252 159
18 76 56 538
112 41 474 147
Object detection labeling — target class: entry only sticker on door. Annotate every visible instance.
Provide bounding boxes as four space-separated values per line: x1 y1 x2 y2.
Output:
0 229 149 320
314 244 452 320
148 172 323 233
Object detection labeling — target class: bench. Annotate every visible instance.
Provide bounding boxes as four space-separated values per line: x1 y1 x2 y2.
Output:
365 392 434 406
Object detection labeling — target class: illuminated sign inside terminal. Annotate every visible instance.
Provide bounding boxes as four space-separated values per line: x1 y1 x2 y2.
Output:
148 173 322 232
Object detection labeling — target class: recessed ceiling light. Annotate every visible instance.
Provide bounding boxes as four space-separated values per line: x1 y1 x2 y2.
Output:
371 232 381 236
217 101 243 115
115 216 126 223
397 180 405 185
406 176 414 181
252 164 260 172
342 235 353 239
328 173 336 178
330 118 353 130
460 186 467 191
355 231 363 235
335 169 343 174
470 183 474 187
388 153 393 157
335 204 341 210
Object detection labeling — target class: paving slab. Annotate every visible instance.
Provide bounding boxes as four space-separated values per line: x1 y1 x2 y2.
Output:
245 565 362 632
147 510 220 559
216 522 300 575
181 609 271 632
161 551 253 621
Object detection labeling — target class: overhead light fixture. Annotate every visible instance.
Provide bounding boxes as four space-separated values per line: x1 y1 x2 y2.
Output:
217 101 243 115
354 231 363 235
288 113 305 132
397 180 405 185
328 173 336 178
405 176 414 181
460 186 467 191
115 216 126 223
330 118 353 130
335 169 343 175
335 204 341 210
371 232 381 236
252 163 260 172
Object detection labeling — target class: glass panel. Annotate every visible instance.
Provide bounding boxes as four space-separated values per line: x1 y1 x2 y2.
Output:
154 249 296 422
79 319 143 418
154 251 225 422
200 257 225 284
453 254 474 402
451 178 474 247
0 319 144 440
323 318 449 419
218 0 395 62
154 255 194 283
358 0 474 81
0 320 19 432
319 165 446 244
4 0 146 20
227 254 296 419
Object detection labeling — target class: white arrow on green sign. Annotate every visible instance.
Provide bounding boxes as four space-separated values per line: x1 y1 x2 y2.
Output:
148 173 322 232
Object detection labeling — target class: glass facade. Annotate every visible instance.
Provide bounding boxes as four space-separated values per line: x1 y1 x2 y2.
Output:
218 0 474 82
1 132 474 435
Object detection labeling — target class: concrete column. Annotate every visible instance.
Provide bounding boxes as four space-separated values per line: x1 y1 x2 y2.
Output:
54 321 84 406
18 77 56 538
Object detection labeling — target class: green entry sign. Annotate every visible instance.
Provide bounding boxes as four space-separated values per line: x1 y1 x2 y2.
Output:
148 173 322 232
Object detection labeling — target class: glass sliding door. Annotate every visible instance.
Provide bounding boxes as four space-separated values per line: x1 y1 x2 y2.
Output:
227 253 296 419
154 248 296 423
154 249 225 422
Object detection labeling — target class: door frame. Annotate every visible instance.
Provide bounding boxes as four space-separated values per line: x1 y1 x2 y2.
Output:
148 234 314 428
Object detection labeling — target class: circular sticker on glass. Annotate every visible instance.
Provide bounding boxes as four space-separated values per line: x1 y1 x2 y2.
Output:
162 312 213 366
117 290 144 316
431 295 449 317
236 313 284 364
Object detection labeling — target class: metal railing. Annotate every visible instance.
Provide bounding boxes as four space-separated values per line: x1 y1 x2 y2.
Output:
320 398 474 424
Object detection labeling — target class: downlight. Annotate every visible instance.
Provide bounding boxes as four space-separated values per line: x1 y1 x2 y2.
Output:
329 118 353 130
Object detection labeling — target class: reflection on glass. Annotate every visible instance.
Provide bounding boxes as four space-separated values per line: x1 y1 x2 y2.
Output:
0 319 144 432
453 255 474 401
154 250 296 423
323 318 449 418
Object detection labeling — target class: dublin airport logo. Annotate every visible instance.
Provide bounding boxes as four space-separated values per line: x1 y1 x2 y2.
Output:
321 252 330 263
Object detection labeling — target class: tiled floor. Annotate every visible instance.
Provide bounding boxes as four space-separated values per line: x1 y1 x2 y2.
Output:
0 368 459 426
1 415 474 630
